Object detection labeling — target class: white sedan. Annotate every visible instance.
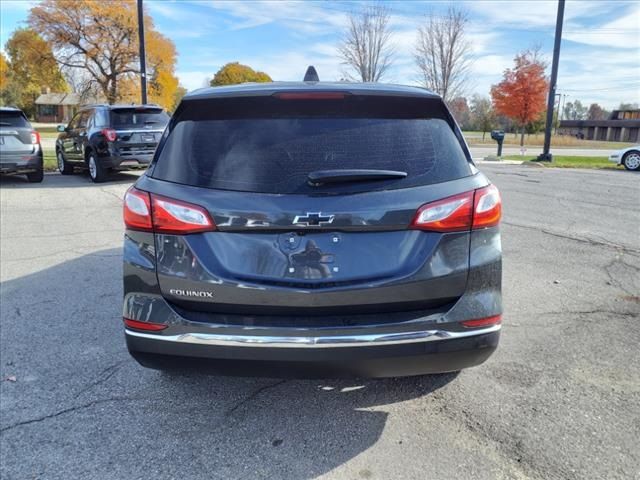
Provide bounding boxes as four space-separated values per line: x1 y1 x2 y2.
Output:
609 145 640 171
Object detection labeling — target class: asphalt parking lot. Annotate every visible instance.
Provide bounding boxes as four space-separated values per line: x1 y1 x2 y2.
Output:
1 166 639 480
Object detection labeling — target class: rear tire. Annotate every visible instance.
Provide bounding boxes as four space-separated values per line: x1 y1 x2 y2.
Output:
26 169 44 183
622 150 640 171
87 152 108 183
57 151 74 175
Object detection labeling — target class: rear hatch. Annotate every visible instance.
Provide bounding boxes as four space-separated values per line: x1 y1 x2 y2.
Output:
144 93 479 316
110 107 169 158
0 110 37 160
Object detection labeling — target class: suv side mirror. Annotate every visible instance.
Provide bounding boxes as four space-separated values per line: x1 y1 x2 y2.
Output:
57 124 67 132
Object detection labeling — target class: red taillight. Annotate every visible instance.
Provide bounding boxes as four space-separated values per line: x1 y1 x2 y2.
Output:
461 315 502 328
151 193 216 234
410 185 501 232
101 128 117 142
410 191 474 232
123 318 168 331
472 184 502 229
123 186 152 231
274 92 347 100
30 131 40 144
123 186 216 234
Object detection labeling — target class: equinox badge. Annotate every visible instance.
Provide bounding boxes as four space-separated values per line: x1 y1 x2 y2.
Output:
170 289 214 298
293 212 335 227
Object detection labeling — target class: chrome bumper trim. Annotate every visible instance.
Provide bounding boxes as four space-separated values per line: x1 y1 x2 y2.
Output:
125 324 501 348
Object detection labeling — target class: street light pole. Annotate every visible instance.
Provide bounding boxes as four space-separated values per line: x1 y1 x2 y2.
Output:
137 0 148 105
538 0 565 161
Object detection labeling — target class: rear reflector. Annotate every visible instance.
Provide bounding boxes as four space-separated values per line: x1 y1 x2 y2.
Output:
410 184 501 232
124 318 168 331
274 92 347 100
461 315 502 328
123 186 216 234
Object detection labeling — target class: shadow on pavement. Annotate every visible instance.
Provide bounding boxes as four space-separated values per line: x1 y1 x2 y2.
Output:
0 249 456 479
0 171 141 189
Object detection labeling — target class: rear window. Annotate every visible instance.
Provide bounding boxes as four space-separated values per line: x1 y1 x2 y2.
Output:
110 108 169 128
152 96 471 194
0 111 29 128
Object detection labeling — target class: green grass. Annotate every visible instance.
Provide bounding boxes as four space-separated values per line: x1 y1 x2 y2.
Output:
502 155 619 169
43 151 57 172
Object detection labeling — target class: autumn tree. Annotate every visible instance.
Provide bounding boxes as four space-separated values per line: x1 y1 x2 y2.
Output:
491 49 548 146
338 5 394 82
0 53 21 107
210 62 272 86
470 95 495 140
29 0 179 109
587 103 609 120
415 7 473 102
4 28 68 117
448 97 471 129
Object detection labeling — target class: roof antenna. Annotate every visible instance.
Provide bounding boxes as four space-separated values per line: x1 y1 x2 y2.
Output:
303 66 319 83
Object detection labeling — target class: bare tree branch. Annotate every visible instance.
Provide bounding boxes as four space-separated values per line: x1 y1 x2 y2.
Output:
414 7 474 101
338 5 395 82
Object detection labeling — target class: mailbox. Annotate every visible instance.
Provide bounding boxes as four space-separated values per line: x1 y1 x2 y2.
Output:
490 130 505 156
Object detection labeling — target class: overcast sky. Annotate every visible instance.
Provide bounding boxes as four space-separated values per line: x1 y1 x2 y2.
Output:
2 0 639 109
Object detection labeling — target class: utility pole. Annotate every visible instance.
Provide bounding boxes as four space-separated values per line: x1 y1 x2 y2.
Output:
538 0 565 161
137 0 148 105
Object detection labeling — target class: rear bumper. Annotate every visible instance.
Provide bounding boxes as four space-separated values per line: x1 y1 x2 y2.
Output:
126 326 500 378
0 153 43 174
101 153 153 169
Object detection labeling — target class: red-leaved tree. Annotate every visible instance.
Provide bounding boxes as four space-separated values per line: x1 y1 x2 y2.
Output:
491 49 548 146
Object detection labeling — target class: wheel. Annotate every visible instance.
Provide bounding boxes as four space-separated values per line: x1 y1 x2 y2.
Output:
57 150 74 175
87 152 108 183
26 169 44 183
622 150 640 171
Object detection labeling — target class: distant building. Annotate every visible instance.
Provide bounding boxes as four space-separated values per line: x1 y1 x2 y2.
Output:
34 93 82 123
559 109 640 143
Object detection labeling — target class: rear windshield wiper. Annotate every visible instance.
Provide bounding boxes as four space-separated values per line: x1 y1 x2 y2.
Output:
307 169 407 186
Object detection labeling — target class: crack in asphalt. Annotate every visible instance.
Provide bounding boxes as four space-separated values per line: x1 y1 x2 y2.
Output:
75 360 128 397
225 379 288 417
503 221 640 256
0 396 146 433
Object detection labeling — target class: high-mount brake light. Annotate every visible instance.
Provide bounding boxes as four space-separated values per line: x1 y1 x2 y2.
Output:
123 187 216 234
410 185 502 232
101 128 117 142
274 92 347 100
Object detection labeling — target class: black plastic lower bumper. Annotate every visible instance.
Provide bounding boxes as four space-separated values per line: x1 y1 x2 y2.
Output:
126 330 500 378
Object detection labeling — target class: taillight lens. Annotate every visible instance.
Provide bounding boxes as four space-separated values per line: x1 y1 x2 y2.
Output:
410 191 474 232
123 187 152 231
101 128 117 142
461 315 502 328
123 186 216 234
410 185 501 232
274 92 347 100
123 317 168 331
151 194 215 234
473 184 502 229
30 131 40 144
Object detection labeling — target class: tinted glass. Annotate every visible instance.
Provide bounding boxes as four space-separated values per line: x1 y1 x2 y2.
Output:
93 109 109 127
153 96 471 194
110 108 169 128
0 111 29 128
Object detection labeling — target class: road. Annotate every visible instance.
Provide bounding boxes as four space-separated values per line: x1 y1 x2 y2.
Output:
1 167 639 480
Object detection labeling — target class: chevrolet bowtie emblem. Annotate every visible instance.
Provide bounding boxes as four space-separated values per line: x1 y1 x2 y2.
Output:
293 212 335 226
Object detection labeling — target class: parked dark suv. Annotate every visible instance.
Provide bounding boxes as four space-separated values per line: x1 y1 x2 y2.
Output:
122 74 503 378
56 104 169 183
0 107 43 183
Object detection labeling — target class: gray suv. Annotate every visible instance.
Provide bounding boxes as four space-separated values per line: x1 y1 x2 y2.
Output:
0 107 43 183
122 75 503 378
